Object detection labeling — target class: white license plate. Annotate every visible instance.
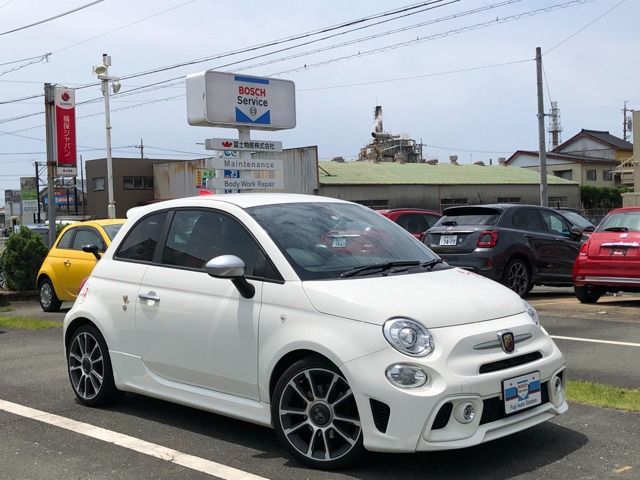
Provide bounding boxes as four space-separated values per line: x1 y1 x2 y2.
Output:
503 371 542 414
439 235 457 246
332 237 347 248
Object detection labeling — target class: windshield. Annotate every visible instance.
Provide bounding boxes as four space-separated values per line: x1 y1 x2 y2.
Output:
103 224 124 240
596 211 640 233
247 202 439 280
559 211 593 229
435 207 500 227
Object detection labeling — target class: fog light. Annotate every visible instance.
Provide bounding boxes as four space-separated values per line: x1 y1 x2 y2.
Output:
554 376 563 394
453 401 477 424
385 364 427 389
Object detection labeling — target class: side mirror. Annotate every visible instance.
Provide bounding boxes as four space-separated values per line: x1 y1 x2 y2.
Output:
205 255 255 299
82 244 101 260
569 225 583 238
583 225 595 233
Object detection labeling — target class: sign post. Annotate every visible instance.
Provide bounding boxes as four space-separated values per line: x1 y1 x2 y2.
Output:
186 70 295 194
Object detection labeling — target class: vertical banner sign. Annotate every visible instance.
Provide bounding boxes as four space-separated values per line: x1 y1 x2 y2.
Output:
20 177 38 213
54 86 77 176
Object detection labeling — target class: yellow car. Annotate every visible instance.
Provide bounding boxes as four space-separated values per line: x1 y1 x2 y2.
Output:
37 219 125 312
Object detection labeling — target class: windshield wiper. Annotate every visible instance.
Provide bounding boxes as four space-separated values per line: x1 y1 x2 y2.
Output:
604 227 628 232
339 260 421 278
419 258 445 270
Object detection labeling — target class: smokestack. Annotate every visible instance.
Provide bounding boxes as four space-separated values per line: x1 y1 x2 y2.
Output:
373 105 383 134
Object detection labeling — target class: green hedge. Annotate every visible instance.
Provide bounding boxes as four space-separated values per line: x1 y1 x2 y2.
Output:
0 226 48 291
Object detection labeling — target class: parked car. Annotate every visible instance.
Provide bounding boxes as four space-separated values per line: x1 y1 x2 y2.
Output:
377 208 441 240
556 209 595 235
63 194 567 469
572 207 640 303
37 219 125 312
424 204 586 297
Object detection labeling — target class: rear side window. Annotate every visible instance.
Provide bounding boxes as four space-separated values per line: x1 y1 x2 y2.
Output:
72 228 106 252
116 212 167 262
597 211 640 232
436 208 500 227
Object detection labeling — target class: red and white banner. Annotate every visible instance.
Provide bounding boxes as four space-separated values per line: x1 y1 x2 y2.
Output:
54 86 77 176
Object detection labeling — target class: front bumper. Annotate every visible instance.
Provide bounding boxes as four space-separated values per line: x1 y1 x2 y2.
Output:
341 313 567 453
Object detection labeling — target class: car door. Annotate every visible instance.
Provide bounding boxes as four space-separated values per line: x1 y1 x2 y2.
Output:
508 207 548 278
536 209 582 282
60 226 106 298
135 208 264 401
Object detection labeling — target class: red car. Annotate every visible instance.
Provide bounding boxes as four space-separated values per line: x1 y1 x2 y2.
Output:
572 207 640 303
378 208 441 241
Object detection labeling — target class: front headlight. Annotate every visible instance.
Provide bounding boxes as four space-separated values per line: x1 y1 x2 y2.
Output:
383 318 434 357
523 300 540 326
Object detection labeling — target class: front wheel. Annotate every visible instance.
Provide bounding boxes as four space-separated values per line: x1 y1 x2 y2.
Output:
575 285 602 304
39 278 62 312
502 258 531 297
67 324 123 407
272 357 364 469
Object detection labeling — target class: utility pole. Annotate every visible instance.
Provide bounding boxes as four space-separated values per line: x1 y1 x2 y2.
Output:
34 161 42 224
44 83 57 245
536 47 548 207
135 138 144 159
623 101 630 142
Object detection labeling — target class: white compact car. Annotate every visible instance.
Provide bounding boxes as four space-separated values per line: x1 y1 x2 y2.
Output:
63 194 567 469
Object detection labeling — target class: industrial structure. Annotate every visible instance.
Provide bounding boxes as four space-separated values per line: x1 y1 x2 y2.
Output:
358 106 422 163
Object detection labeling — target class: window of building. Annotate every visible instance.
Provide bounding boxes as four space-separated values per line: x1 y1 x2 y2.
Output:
553 170 573 180
440 198 468 209
124 176 154 190
603 170 613 181
586 170 597 181
548 196 568 208
354 199 389 209
497 197 521 204
92 177 105 191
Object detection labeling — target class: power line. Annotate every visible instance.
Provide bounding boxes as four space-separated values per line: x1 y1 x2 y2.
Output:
0 0 104 36
424 144 513 154
545 0 627 54
269 0 590 76
0 0 451 104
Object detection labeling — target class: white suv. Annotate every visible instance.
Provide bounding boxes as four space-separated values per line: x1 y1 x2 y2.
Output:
63 193 567 469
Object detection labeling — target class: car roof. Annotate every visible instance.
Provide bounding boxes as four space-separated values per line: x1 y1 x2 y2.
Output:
126 193 350 219
378 208 441 215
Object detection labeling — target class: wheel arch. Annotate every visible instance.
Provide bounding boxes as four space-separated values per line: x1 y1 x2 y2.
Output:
36 272 63 299
268 349 340 402
64 317 100 352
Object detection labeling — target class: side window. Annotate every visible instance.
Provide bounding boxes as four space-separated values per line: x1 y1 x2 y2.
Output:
161 209 261 275
72 228 106 252
422 214 439 229
116 212 167 262
541 211 571 235
398 214 429 234
511 209 543 231
56 229 74 249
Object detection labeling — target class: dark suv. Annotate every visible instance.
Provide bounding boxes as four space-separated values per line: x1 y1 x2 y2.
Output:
424 204 585 296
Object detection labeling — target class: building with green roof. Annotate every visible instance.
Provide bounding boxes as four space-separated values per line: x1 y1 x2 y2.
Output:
317 161 579 211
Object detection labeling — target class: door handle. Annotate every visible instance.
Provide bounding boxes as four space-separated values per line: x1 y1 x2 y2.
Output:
138 292 160 303
64 260 71 266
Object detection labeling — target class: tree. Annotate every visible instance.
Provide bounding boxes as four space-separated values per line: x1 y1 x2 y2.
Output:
580 186 628 210
0 226 48 291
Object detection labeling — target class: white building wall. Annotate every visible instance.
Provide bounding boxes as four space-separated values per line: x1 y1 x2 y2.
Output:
556 137 615 159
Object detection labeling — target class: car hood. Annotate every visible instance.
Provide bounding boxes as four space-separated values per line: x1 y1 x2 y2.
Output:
302 267 525 328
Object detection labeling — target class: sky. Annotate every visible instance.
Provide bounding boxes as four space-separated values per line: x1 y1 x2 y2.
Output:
0 0 638 200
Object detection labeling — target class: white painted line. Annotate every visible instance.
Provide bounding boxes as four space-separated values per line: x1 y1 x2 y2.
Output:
0 399 268 480
551 335 640 348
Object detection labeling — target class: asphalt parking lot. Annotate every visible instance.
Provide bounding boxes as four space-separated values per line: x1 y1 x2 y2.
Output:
1 290 638 479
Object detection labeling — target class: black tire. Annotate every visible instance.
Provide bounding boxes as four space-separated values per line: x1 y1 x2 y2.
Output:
271 357 365 469
67 324 123 407
574 285 602 304
39 278 62 312
502 258 532 297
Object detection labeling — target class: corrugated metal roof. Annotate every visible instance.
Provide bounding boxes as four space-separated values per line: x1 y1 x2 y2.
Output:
318 161 578 185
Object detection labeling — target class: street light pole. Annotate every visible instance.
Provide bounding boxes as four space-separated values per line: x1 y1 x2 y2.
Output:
93 53 119 219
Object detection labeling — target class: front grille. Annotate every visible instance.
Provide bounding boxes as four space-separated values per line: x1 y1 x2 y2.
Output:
479 381 549 425
431 402 453 430
479 351 543 374
369 398 391 433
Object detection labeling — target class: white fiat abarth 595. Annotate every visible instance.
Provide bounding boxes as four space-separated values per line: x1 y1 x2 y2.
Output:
63 193 567 469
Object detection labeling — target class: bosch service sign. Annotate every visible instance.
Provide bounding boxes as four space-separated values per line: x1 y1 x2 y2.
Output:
186 71 296 131
54 86 77 176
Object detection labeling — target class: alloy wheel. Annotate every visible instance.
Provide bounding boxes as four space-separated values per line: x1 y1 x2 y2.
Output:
68 331 104 400
278 368 361 462
506 261 529 296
